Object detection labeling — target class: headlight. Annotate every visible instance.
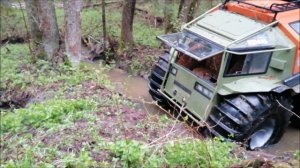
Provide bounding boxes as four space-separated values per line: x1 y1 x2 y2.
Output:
171 67 177 76
194 82 213 99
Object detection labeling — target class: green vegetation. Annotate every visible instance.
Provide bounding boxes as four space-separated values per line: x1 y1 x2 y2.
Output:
128 54 158 76
0 44 113 90
0 7 27 41
1 99 97 134
0 44 239 167
110 139 237 168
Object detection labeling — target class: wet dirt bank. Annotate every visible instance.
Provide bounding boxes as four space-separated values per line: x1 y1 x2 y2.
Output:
107 68 300 155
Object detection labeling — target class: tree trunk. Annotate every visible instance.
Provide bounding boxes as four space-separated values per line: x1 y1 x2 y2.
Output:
187 0 199 22
24 0 43 62
37 0 60 63
102 0 106 56
177 0 185 18
85 0 92 7
63 0 82 66
120 0 136 49
164 0 174 33
178 0 193 23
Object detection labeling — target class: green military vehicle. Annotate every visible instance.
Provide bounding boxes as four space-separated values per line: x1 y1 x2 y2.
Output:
148 0 300 149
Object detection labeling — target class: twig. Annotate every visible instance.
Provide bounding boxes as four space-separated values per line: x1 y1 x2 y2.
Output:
276 99 300 119
148 103 186 146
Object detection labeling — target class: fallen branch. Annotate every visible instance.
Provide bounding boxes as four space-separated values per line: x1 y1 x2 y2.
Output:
82 0 123 9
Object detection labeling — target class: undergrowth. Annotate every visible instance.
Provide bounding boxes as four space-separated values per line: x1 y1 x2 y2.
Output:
0 44 113 90
109 138 238 168
0 99 98 134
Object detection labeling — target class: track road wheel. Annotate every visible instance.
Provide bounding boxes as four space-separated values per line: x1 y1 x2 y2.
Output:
148 53 169 106
206 94 292 150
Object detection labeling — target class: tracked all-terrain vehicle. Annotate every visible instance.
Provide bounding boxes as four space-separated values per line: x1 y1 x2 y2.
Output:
148 0 300 149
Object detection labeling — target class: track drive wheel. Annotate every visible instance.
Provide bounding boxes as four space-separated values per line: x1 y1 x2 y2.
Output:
148 53 169 106
205 94 292 149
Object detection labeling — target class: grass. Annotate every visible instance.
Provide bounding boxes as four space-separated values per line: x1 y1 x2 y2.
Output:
0 44 113 90
0 44 30 89
0 6 27 41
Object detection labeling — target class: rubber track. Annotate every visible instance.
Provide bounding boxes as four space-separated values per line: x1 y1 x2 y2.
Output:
148 56 169 102
207 94 271 141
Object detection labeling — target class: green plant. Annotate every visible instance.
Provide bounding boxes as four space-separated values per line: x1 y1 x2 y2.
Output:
1 44 113 91
110 140 149 168
0 99 97 134
164 139 237 168
0 6 27 41
127 54 158 76
129 58 144 75
109 138 238 168
133 22 163 47
0 44 31 89
63 150 97 168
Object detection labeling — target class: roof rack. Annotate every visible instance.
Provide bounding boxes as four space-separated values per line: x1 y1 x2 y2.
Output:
223 0 300 21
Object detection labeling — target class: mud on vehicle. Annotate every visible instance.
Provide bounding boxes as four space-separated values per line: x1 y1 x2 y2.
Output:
148 0 300 149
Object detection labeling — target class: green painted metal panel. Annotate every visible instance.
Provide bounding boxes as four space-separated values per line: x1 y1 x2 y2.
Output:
196 10 265 40
164 64 215 120
270 58 286 70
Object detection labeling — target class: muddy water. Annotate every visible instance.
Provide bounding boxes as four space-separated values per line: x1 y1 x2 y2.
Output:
108 68 163 115
107 68 300 154
264 126 300 154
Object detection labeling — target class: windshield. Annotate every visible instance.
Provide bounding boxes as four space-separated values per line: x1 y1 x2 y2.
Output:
290 21 300 35
228 27 291 52
158 31 224 61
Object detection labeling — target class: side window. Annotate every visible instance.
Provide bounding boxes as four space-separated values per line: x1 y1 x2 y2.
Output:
290 21 300 35
225 52 272 76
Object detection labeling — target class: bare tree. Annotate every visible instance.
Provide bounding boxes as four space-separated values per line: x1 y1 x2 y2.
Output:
120 0 136 49
102 0 107 55
24 0 60 64
164 0 174 33
178 0 193 22
37 0 60 63
178 0 199 23
178 0 185 18
63 0 82 66
187 0 199 22
24 0 43 62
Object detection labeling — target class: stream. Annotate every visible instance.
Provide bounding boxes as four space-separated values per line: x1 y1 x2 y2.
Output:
107 68 300 155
